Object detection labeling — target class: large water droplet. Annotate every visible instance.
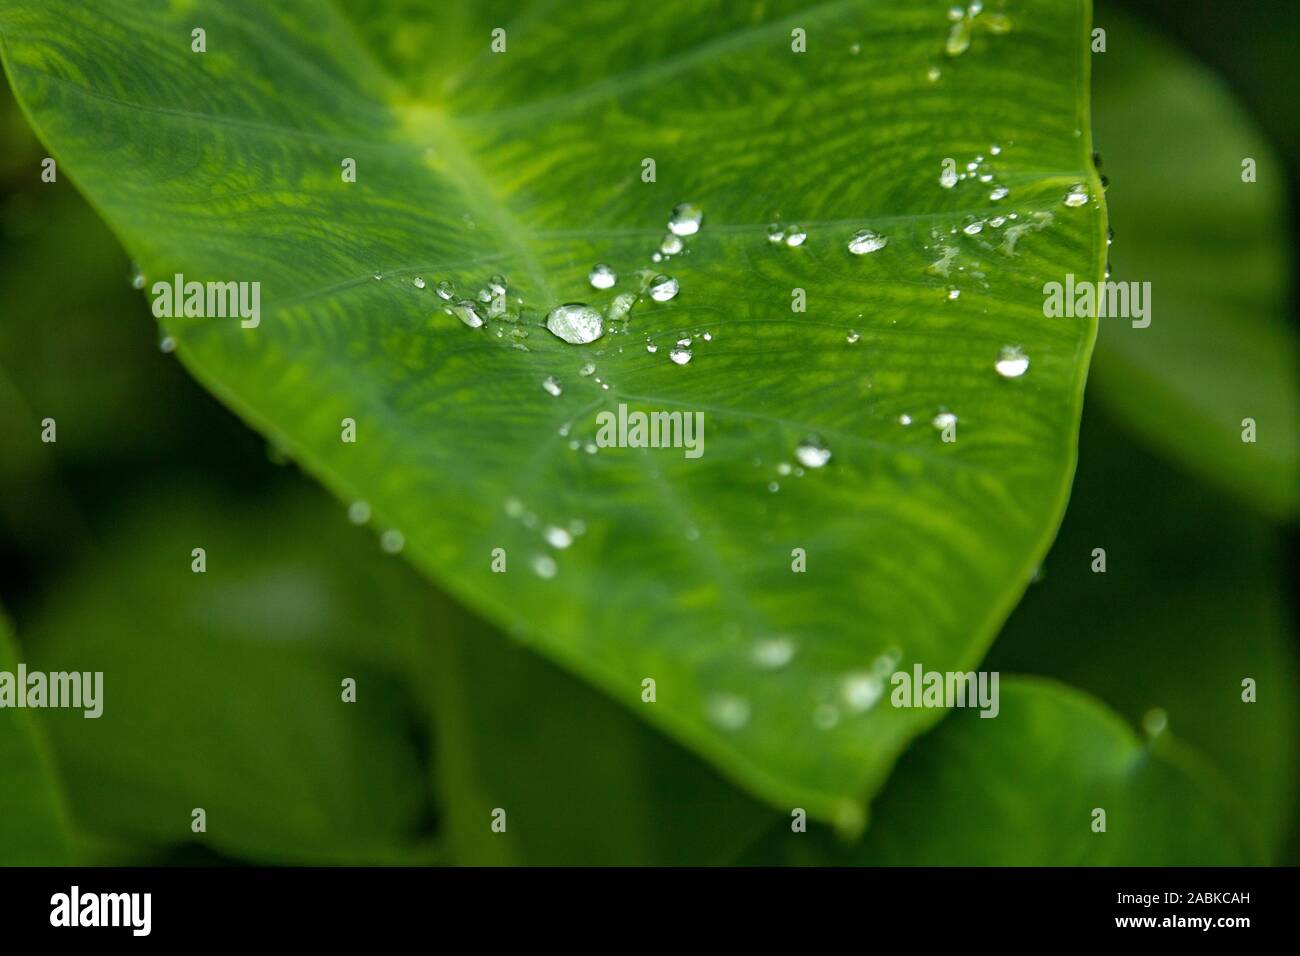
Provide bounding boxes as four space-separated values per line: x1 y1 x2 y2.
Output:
668 202 703 236
588 263 616 290
794 437 832 469
648 274 679 302
847 228 888 255
546 303 604 344
939 165 958 189
994 345 1030 379
435 279 455 300
669 346 692 365
784 228 807 247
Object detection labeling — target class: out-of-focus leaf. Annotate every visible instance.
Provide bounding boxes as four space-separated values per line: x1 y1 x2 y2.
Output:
990 406 1298 860
740 677 1255 865
0 0 1107 825
424 602 773 865
19 485 439 864
0 610 73 864
1089 12 1298 515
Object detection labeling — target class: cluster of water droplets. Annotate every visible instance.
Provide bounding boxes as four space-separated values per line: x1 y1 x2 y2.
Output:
502 497 588 579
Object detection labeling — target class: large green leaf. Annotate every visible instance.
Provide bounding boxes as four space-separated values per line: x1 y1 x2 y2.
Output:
741 677 1256 865
991 405 1299 860
0 611 73 865
0 0 1106 822
1089 11 1298 516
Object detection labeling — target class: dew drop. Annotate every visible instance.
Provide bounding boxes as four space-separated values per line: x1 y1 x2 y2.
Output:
588 263 616 290
380 529 405 554
847 228 888 255
841 672 883 712
668 202 703 237
994 345 1030 379
543 525 573 549
648 274 680 302
846 330 860 344
752 637 797 670
546 303 604 344
767 223 785 244
579 362 595 377
794 437 832 469
1142 707 1169 738
813 703 841 730
989 186 1009 201
435 279 455 300
607 292 637 323
939 165 958 189
348 500 371 525
660 234 684 256
159 335 176 354
488 274 507 296
706 693 750 731
932 411 958 430
1063 183 1090 207
531 554 558 579
130 265 146 290
445 299 484 329
542 375 562 397
898 413 913 425
412 276 426 289
668 346 692 365
784 228 807 247
962 219 985 236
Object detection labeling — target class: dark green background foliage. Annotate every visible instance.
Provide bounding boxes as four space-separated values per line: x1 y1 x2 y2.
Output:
0 0 1295 865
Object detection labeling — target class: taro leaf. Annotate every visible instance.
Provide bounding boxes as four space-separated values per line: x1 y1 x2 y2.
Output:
740 677 1256 865
1089 11 1299 516
0 611 74 865
0 0 1106 823
19 485 439 864
991 405 1299 861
